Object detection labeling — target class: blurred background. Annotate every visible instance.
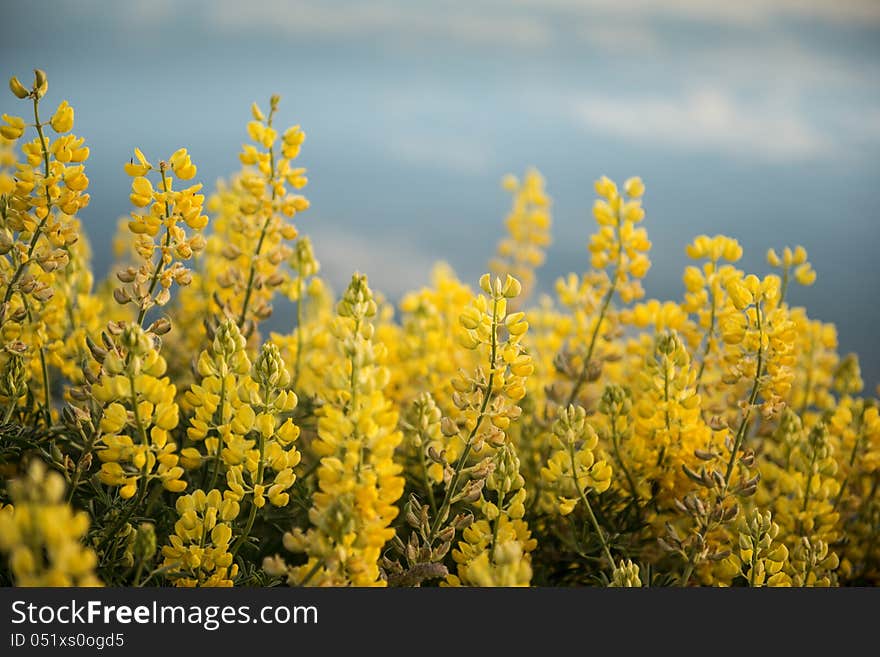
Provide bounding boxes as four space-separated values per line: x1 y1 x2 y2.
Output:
5 0 880 385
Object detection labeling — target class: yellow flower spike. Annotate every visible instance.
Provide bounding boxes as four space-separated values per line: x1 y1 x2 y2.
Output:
115 148 209 321
766 244 817 303
90 323 186 507
721 509 792 587
162 489 239 586
490 169 551 305
274 273 402 587
0 72 876 589
0 462 101 586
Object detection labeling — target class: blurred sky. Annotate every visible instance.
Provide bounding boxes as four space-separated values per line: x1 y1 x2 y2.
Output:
5 0 880 385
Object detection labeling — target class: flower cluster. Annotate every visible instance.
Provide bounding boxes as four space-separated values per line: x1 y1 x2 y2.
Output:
490 168 552 306
719 509 790 587
91 323 185 500
0 460 101 586
1 70 91 417
117 147 206 324
275 274 403 586
1 70 879 589
209 97 309 330
161 489 239 587
449 442 536 586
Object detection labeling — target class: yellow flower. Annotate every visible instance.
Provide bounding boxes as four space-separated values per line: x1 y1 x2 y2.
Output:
719 509 791 587
49 100 74 133
541 404 612 514
92 324 186 499
0 113 25 140
489 168 552 306
161 489 239 587
0 461 102 586
277 274 402 587
115 148 208 322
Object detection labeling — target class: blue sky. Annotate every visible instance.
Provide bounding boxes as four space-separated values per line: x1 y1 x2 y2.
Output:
5 0 880 385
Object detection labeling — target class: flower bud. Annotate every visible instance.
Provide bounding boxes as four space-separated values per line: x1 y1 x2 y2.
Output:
8 76 29 99
33 69 48 98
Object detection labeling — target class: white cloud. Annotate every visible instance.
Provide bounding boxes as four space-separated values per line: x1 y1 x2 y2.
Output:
307 225 434 299
510 0 880 26
572 87 830 161
690 38 868 90
388 134 494 174
208 0 551 48
578 23 660 54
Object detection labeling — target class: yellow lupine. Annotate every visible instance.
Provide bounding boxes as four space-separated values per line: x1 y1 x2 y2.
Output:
92 323 186 499
277 273 403 586
490 168 552 307
117 146 207 323
161 489 239 587
0 461 102 586
1 66 879 589
718 509 791 587
0 72 90 420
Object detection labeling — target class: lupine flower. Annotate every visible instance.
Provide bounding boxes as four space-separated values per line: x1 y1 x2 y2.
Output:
0 460 101 586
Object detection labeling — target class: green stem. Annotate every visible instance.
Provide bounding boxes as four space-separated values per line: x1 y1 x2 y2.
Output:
779 266 790 307
293 272 304 390
679 560 695 587
419 444 438 516
298 557 325 587
238 108 278 328
799 336 815 417
833 409 866 512
429 296 499 540
205 372 228 492
132 561 145 587
490 490 505 553
609 411 639 512
3 96 52 305
571 443 614 567
137 168 172 327
66 426 96 503
722 302 764 492
231 390 268 558
657 358 671 468
21 294 51 415
566 211 622 407
799 450 819 536
694 273 718 394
